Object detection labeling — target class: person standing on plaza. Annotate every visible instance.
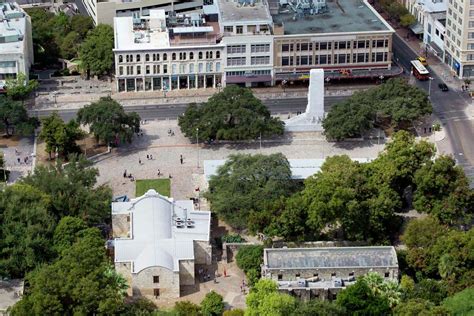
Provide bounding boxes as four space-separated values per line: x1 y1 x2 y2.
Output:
180 154 183 165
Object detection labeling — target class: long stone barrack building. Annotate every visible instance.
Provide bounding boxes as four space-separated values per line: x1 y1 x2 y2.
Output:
113 0 398 92
262 246 399 300
112 189 212 299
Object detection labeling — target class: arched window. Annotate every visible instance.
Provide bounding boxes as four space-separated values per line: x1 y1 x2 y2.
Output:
189 52 194 59
198 52 203 59
163 53 167 61
172 53 176 60
145 54 150 62
136 54 141 62
216 51 220 59
118 55 123 63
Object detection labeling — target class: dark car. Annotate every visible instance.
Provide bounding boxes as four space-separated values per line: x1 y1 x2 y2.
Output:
438 83 449 91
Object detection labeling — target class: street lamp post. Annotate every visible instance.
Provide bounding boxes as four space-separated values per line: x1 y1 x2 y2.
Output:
428 77 434 97
379 75 384 84
325 77 330 90
196 127 199 169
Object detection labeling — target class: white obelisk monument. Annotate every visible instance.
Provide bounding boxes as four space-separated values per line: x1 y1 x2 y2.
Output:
284 69 325 132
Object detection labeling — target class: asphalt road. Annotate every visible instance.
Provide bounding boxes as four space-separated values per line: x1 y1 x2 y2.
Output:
30 96 348 122
393 34 474 181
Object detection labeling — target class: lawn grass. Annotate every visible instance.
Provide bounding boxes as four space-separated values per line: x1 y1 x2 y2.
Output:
135 179 171 197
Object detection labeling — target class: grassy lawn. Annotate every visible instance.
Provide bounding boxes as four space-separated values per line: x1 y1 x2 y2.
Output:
135 179 171 197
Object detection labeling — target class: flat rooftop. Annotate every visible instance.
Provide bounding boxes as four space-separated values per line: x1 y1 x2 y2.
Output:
0 2 27 55
272 0 390 34
217 0 272 24
264 247 398 269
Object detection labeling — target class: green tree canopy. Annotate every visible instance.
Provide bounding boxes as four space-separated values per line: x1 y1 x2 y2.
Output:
60 31 81 60
442 287 474 315
235 245 263 274
335 277 391 315
178 85 284 141
70 15 94 40
205 153 296 230
77 97 140 146
174 301 201 316
39 112 84 159
413 155 474 225
393 298 448 316
80 24 114 75
400 13 416 27
201 291 225 316
52 216 88 255
290 300 346 316
5 72 39 100
11 229 127 315
245 279 297 316
0 184 55 278
21 155 112 225
0 96 39 136
323 78 431 140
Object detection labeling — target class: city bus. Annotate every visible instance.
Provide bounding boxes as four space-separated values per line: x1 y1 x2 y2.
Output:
411 60 430 80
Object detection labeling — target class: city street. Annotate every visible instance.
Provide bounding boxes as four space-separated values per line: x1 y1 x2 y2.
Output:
30 96 348 121
393 34 474 182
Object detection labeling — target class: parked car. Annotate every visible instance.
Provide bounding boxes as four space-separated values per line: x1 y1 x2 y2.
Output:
438 83 449 91
417 56 428 66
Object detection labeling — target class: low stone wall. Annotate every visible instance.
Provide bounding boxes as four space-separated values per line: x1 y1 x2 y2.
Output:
222 242 256 263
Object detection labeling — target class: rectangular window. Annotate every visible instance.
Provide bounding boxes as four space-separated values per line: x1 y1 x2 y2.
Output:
250 56 270 65
189 63 195 73
338 41 347 49
281 56 293 66
154 289 160 297
428 23 432 34
470 10 474 17
227 45 246 54
236 26 243 34
295 273 300 278
227 57 246 66
319 42 327 50
282 44 291 52
331 272 336 277
163 65 168 74
468 43 474 49
136 66 141 75
251 44 270 53
357 53 366 63
119 66 123 75
278 274 283 280
384 272 390 278
146 65 150 74
153 276 159 283
300 55 309 65
468 54 474 60
470 21 474 28
469 32 474 39
319 55 327 64
224 26 233 33
357 40 366 49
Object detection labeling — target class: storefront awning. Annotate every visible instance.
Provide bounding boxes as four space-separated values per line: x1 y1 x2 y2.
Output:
410 23 424 35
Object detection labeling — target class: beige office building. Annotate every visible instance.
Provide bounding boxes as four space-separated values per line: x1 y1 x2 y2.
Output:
444 0 474 77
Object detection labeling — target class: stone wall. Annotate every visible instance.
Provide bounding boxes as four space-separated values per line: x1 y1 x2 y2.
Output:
283 287 341 301
194 240 212 265
112 214 130 238
115 262 133 297
131 266 180 299
263 267 399 283
179 260 195 286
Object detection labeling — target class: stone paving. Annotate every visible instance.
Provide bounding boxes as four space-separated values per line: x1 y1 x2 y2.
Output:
0 136 35 183
94 119 385 201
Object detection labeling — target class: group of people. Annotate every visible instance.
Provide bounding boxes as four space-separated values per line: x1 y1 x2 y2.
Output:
168 129 175 136
123 170 135 181
461 85 470 91
14 149 30 165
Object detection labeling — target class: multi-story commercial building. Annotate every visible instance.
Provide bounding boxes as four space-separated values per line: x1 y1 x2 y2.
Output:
83 0 203 25
262 246 399 300
0 1 33 92
403 0 446 59
113 0 396 92
444 0 474 77
114 9 224 92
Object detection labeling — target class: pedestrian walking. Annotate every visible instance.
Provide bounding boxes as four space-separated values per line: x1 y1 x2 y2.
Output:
180 154 183 165
150 154 153 160
157 169 161 176
169 174 172 179
147 154 149 160
17 157 20 164
24 157 27 164
139 158 142 165
123 170 127 178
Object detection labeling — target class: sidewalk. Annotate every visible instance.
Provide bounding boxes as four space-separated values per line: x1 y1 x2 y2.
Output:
33 84 373 111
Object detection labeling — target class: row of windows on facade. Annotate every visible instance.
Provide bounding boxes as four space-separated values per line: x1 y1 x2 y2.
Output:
227 56 271 66
226 70 272 76
118 62 221 76
118 51 221 63
276 271 391 280
223 24 270 34
227 44 271 54
280 52 389 66
280 39 389 52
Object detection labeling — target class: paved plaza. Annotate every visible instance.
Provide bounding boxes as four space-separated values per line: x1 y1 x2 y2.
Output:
94 119 385 201
0 136 35 183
